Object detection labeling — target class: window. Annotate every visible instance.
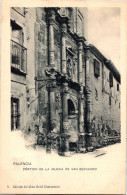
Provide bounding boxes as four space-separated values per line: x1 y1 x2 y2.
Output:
109 96 111 106
109 72 113 87
11 98 20 130
95 89 98 100
94 59 100 77
68 99 75 115
11 20 27 73
117 84 119 91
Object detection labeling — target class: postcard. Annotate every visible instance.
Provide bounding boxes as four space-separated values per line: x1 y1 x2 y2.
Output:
0 0 126 194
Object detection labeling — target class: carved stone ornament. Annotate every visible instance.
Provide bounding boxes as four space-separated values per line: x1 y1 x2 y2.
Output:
85 51 91 61
62 83 68 93
72 57 77 74
55 92 60 103
47 80 57 91
67 57 72 77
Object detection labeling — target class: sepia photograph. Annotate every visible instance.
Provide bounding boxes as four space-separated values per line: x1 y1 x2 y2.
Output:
0 0 126 194
10 6 121 156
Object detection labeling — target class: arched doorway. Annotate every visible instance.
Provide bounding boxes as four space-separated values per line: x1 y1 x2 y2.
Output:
67 98 78 152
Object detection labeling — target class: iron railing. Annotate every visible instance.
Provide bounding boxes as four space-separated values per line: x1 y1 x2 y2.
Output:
11 40 27 73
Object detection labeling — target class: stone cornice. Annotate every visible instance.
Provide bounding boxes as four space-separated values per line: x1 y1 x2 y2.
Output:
45 68 82 92
45 7 60 13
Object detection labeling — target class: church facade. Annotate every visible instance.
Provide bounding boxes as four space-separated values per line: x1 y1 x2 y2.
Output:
11 7 121 155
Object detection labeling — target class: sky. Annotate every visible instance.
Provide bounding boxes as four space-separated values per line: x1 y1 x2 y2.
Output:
87 7 120 72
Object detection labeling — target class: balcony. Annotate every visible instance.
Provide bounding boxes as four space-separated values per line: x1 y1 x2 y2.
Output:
11 40 27 74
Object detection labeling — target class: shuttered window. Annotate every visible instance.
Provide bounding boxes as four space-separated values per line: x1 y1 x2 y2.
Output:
109 96 111 106
94 59 100 77
109 72 113 87
117 83 119 91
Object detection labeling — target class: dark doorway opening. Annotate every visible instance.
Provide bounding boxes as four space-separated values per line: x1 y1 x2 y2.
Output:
69 142 77 151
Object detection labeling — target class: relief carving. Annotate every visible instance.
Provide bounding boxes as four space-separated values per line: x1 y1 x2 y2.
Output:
67 58 72 77
66 54 77 79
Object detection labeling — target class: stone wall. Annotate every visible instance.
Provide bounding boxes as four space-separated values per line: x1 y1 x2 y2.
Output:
86 51 121 148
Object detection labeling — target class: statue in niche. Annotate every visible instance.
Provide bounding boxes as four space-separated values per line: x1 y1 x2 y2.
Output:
72 57 76 75
67 58 72 77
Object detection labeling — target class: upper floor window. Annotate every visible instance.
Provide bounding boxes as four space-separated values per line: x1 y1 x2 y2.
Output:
68 99 75 115
11 20 27 73
109 96 111 106
95 88 98 100
11 98 20 130
109 72 113 87
117 83 119 91
94 59 100 77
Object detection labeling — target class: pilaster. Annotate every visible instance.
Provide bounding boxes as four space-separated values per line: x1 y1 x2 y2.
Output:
78 88 85 152
59 82 71 156
62 82 68 132
78 41 83 84
61 17 68 75
47 78 57 131
46 8 56 68
85 51 91 90
85 89 94 151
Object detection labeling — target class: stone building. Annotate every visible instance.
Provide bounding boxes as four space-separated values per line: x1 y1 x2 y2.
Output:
11 7 121 155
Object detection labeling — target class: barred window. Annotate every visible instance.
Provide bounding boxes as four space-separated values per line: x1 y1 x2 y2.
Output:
11 20 27 73
109 72 113 87
11 98 20 130
94 59 100 77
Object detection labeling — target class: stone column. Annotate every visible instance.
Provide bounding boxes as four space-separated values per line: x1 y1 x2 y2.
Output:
85 51 93 151
85 51 91 88
78 89 85 152
86 89 93 151
86 90 91 133
47 9 56 68
60 83 70 156
79 91 84 133
61 18 68 75
48 80 56 131
78 41 83 84
62 83 68 131
46 79 56 153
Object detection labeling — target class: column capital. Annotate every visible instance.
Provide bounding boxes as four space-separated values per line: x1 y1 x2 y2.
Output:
46 8 57 24
62 83 68 93
61 21 68 36
78 92 84 101
47 79 57 92
86 88 91 95
78 41 83 51
61 16 69 25
85 50 91 61
77 36 86 49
